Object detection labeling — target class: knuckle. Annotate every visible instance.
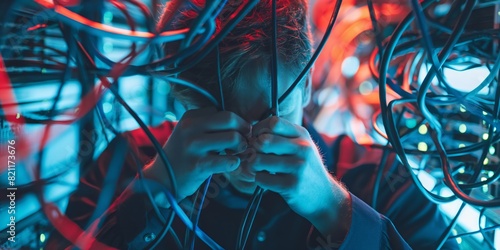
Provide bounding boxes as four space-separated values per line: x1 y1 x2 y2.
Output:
251 153 261 165
288 176 298 187
193 157 205 172
276 181 288 191
297 126 308 135
246 148 258 162
219 111 234 124
228 131 240 145
269 116 280 129
297 139 309 151
293 159 306 169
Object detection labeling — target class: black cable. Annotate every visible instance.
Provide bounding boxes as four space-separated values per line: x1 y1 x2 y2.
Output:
184 45 226 250
431 128 500 207
387 99 456 203
449 224 500 238
216 45 225 111
65 19 179 246
278 0 342 104
187 176 212 250
366 0 383 62
185 43 228 250
271 0 278 116
185 187 202 249
101 80 186 249
122 139 179 249
241 189 263 250
371 149 390 210
434 202 466 249
236 0 281 248
156 0 260 75
478 208 496 249
378 0 456 205
179 0 223 51
458 66 500 190
145 209 178 249
236 187 264 249
372 108 409 209
415 0 478 132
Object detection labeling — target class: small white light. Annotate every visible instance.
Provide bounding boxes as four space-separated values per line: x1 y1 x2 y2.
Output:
418 142 428 151
341 57 360 78
481 177 488 193
483 133 489 140
359 81 373 95
459 124 467 133
418 124 428 134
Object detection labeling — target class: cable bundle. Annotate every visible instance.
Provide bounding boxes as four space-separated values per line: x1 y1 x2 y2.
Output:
371 0 500 246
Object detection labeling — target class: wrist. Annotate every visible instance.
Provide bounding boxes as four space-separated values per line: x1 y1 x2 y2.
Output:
143 158 180 199
309 181 352 242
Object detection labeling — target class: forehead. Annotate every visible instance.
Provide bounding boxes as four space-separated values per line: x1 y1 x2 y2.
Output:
225 62 303 122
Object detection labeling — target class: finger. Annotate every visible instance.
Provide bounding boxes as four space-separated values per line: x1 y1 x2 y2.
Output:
180 110 251 135
255 172 297 193
183 106 218 118
237 147 257 162
252 116 305 138
249 153 303 174
227 158 256 182
253 133 309 155
189 131 248 153
197 154 241 174
204 111 251 134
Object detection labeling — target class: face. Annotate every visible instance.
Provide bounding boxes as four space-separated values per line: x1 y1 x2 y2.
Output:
221 62 310 194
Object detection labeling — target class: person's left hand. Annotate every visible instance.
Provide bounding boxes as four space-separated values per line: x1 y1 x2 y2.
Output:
247 116 351 236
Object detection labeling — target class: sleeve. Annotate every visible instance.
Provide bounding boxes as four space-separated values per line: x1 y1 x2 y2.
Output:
333 136 459 249
307 194 411 250
88 180 176 249
45 122 176 249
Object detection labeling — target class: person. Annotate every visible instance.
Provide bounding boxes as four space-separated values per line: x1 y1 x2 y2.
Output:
46 0 458 249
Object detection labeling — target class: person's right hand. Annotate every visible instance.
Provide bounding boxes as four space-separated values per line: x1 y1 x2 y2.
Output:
144 107 250 201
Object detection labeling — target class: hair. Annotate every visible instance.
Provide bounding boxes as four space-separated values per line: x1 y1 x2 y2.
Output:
157 0 312 108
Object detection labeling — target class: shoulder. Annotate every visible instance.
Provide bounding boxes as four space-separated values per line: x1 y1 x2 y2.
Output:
126 121 177 148
324 134 393 179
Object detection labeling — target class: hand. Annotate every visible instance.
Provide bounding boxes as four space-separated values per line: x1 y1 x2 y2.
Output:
144 107 250 201
249 116 351 236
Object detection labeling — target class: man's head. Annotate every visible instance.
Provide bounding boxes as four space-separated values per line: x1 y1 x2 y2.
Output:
159 0 313 194
158 0 313 125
